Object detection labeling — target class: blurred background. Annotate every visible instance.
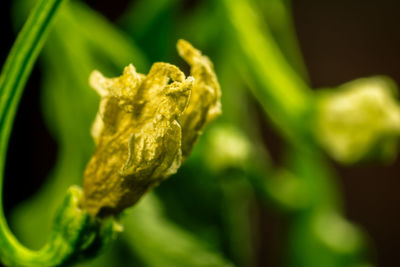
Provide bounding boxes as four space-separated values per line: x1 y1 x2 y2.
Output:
1 0 400 266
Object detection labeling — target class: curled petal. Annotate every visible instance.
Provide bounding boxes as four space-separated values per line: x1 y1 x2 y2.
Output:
177 39 222 157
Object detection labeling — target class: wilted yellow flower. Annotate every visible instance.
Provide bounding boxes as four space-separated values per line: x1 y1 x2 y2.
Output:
82 40 221 216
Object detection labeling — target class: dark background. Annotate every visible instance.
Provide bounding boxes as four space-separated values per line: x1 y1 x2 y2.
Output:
1 0 400 266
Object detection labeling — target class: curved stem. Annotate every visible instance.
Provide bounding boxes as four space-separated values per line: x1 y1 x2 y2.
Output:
0 0 70 265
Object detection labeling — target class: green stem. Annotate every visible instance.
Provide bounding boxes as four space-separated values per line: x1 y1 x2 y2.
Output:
222 0 313 146
258 0 309 81
0 0 99 265
121 193 233 267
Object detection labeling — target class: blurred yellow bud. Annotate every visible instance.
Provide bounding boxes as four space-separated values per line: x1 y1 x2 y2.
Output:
204 125 250 171
82 40 221 216
313 210 364 255
314 77 400 164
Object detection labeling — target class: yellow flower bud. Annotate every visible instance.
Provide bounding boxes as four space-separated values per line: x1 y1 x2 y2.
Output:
315 77 400 164
82 40 221 216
